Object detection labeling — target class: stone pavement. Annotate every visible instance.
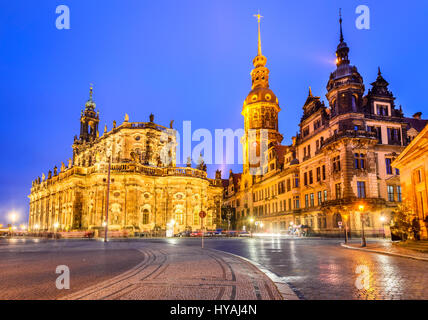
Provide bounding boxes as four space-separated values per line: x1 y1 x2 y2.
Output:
341 241 428 261
61 244 285 300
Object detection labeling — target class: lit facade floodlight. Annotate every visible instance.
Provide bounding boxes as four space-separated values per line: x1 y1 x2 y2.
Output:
34 224 40 230
380 216 386 222
249 218 255 223
53 222 59 229
358 204 365 212
102 221 107 227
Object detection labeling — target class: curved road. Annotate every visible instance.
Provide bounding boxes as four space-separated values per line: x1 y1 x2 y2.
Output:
0 237 426 300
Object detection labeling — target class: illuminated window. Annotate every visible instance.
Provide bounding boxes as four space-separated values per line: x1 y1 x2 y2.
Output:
333 156 341 172
387 185 394 202
354 153 366 169
385 158 393 175
335 183 342 199
142 209 150 224
357 181 366 198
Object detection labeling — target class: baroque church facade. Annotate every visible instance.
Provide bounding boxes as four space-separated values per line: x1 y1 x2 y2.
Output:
28 87 223 234
223 15 428 237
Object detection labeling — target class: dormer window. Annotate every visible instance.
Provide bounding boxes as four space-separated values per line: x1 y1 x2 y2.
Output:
302 127 309 137
314 119 321 130
375 103 389 116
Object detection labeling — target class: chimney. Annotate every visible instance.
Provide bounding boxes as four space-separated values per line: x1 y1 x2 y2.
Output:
413 112 422 120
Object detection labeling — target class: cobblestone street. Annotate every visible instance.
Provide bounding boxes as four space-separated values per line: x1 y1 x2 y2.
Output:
0 237 427 300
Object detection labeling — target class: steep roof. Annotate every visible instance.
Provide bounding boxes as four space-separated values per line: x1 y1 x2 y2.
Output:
405 117 428 132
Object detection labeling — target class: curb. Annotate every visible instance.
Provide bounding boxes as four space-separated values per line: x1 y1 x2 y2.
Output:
209 248 300 300
340 243 428 262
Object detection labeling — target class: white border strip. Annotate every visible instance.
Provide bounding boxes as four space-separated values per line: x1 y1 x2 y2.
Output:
341 243 428 262
210 248 300 300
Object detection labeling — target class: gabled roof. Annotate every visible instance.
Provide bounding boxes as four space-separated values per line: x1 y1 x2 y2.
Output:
405 117 428 132
394 122 428 168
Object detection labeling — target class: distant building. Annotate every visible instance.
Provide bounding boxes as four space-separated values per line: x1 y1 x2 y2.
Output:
393 123 428 240
28 87 223 234
223 14 428 237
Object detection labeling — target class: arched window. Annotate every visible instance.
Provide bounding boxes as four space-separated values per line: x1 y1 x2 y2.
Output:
351 95 357 112
142 209 150 224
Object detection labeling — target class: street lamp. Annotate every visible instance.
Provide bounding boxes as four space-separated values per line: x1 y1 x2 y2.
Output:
380 215 386 238
249 218 255 237
34 224 40 236
342 213 350 244
53 222 59 239
359 204 367 247
9 212 17 238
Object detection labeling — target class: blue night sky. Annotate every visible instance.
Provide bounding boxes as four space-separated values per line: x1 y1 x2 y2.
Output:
0 0 427 225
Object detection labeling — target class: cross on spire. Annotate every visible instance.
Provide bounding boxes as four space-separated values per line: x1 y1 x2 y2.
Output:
253 10 264 56
89 83 93 101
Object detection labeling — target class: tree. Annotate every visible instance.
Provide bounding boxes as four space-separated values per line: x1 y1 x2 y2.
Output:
390 203 414 240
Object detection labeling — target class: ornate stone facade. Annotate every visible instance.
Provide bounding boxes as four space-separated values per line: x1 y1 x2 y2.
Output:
28 88 223 234
223 15 428 237
393 123 428 240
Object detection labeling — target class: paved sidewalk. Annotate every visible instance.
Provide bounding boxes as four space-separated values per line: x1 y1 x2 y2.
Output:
341 241 428 261
61 244 286 300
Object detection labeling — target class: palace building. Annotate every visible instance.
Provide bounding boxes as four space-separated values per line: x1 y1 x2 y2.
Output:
223 14 428 237
393 123 428 240
28 87 223 234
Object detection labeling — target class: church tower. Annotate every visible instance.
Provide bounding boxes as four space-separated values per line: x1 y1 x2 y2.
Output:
326 10 364 118
242 13 283 177
79 85 99 142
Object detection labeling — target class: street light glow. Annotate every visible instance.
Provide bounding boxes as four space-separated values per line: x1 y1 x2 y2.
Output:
249 218 254 223
358 205 365 211
380 216 386 222
9 212 17 223
53 222 59 229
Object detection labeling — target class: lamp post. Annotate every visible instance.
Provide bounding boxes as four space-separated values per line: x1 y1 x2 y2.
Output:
104 155 112 243
343 214 350 244
9 212 17 238
249 217 255 237
53 222 59 239
359 205 367 247
380 215 386 239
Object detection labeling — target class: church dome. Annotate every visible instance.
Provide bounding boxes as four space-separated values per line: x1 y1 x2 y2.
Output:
244 87 278 106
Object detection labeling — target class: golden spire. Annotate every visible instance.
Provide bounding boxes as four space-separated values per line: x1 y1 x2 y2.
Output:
89 83 93 100
253 10 263 56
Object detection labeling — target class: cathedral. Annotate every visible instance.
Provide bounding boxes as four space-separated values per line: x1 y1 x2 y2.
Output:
28 87 223 235
223 14 428 237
